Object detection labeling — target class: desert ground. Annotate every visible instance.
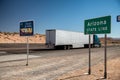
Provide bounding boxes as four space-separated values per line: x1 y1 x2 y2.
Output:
56 55 120 80
0 32 45 43
0 46 120 80
0 32 120 80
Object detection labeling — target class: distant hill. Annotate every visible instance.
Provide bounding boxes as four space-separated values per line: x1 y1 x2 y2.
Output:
0 32 45 43
99 37 120 45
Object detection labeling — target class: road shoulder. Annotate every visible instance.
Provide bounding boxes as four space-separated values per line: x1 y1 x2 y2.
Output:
56 57 120 80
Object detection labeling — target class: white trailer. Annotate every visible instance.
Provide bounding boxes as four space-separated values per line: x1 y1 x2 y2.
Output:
46 29 101 49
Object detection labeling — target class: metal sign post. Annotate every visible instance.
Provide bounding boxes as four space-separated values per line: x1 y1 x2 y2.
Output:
88 34 91 75
26 36 29 66
104 34 107 78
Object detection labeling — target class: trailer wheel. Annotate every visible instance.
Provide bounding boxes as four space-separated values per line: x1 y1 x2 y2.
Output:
67 45 70 50
64 46 67 50
99 44 101 48
91 44 94 48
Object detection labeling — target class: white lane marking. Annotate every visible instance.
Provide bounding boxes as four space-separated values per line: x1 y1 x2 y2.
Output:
0 51 7 54
0 54 40 62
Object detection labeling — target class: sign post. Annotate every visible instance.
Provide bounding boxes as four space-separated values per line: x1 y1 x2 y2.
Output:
84 16 111 79
104 34 107 78
20 21 34 66
26 36 29 66
88 34 91 75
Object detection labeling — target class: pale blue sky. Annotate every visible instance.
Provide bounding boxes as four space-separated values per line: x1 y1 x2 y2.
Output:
0 0 120 38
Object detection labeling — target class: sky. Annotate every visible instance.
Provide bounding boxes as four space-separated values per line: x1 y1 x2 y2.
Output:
0 0 120 38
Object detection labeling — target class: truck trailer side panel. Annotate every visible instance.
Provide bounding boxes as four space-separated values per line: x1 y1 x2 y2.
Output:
55 30 93 48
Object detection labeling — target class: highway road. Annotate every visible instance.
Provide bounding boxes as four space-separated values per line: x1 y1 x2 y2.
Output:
0 46 120 80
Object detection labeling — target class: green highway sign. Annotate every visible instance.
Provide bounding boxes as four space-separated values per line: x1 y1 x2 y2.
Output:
84 16 111 34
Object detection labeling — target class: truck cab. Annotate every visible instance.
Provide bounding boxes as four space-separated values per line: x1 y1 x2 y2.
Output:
93 35 101 47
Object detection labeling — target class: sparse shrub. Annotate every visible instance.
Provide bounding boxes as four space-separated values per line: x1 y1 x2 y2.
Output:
4 32 7 35
13 32 18 34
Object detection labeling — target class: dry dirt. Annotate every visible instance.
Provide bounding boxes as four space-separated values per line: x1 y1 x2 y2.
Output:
0 32 45 43
0 46 120 80
56 57 120 80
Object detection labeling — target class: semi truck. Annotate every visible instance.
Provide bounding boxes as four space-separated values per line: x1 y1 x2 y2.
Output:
46 29 101 49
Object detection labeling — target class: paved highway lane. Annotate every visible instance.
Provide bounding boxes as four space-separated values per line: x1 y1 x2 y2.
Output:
0 46 120 80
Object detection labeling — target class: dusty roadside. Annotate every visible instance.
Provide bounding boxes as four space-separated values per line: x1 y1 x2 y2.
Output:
0 46 120 80
56 57 120 80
